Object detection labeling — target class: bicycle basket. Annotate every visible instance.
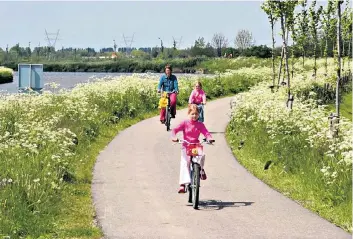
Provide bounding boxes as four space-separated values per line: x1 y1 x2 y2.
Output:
186 144 203 156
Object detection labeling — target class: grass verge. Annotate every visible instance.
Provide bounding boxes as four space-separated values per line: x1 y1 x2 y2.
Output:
327 92 352 121
225 122 352 233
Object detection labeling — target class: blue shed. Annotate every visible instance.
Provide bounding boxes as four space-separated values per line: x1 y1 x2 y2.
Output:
18 64 44 91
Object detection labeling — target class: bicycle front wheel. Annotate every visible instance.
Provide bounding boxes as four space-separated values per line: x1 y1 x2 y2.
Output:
165 107 171 131
192 163 200 209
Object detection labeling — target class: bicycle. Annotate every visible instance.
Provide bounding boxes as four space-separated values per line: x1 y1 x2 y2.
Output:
160 90 176 131
175 138 215 209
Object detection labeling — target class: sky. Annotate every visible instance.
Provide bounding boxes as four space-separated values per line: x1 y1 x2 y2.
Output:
0 0 330 51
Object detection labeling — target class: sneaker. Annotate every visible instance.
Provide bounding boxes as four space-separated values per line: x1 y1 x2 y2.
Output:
178 184 186 193
160 120 166 124
171 115 176 118
200 169 207 180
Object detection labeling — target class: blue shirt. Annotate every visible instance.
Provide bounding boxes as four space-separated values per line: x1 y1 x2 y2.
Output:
157 74 179 93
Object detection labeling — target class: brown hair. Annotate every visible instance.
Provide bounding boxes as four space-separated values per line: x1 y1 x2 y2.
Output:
188 104 199 115
165 64 172 72
195 80 202 89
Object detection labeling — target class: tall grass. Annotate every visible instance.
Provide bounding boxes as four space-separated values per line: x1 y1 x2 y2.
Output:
328 92 352 121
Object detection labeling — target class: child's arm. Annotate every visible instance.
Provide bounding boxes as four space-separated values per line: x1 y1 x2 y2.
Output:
199 123 213 141
171 120 185 141
202 91 206 104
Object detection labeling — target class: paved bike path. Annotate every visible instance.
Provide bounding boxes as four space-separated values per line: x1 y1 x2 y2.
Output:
92 97 350 239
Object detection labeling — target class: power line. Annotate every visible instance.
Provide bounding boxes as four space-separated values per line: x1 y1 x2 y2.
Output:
122 33 135 56
45 29 61 60
172 36 183 49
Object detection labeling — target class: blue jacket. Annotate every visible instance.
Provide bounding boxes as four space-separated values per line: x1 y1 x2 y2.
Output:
157 74 179 93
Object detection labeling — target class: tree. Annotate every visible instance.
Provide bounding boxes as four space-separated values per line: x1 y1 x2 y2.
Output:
261 0 278 88
194 37 206 48
287 1 298 80
322 0 335 75
335 0 343 119
296 0 310 69
212 33 228 57
151 47 159 58
341 0 352 70
190 37 215 57
10 43 21 59
309 0 323 78
234 29 255 50
272 0 299 106
242 45 272 58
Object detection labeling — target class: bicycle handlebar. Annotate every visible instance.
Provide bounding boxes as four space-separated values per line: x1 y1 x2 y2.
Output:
175 138 215 145
158 89 177 94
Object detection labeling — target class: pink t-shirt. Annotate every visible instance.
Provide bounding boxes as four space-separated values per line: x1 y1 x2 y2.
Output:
172 119 212 147
188 89 206 104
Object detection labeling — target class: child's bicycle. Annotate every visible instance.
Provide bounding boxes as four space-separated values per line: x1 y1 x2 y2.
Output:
159 90 176 131
176 138 215 209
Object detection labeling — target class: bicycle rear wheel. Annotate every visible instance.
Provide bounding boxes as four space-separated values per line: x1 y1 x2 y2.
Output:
192 163 200 209
188 184 192 203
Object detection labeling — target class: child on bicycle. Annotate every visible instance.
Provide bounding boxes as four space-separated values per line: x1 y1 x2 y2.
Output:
171 104 214 193
188 80 206 122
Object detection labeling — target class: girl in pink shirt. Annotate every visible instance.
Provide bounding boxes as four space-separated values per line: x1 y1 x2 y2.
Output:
171 104 214 193
188 81 206 122
188 81 206 105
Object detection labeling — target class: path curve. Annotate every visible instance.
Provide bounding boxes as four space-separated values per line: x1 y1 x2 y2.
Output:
92 97 350 239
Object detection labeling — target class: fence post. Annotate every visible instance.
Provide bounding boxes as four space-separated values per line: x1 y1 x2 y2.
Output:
328 112 339 137
286 94 294 110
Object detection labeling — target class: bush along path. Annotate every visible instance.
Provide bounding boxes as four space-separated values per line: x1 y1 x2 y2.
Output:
0 67 13 84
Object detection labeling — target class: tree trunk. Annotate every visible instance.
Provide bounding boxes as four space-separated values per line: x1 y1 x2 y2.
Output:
336 1 342 118
283 60 286 83
348 39 351 70
280 13 290 94
291 26 295 80
302 46 305 70
278 46 284 86
314 42 317 80
291 48 294 80
342 40 345 71
325 36 328 75
271 18 276 88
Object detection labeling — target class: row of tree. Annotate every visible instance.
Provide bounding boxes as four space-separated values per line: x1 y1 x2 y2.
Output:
261 0 352 131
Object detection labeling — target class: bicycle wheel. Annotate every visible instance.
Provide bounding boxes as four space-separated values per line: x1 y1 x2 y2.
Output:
192 163 200 209
165 107 170 131
188 184 192 203
188 157 193 203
